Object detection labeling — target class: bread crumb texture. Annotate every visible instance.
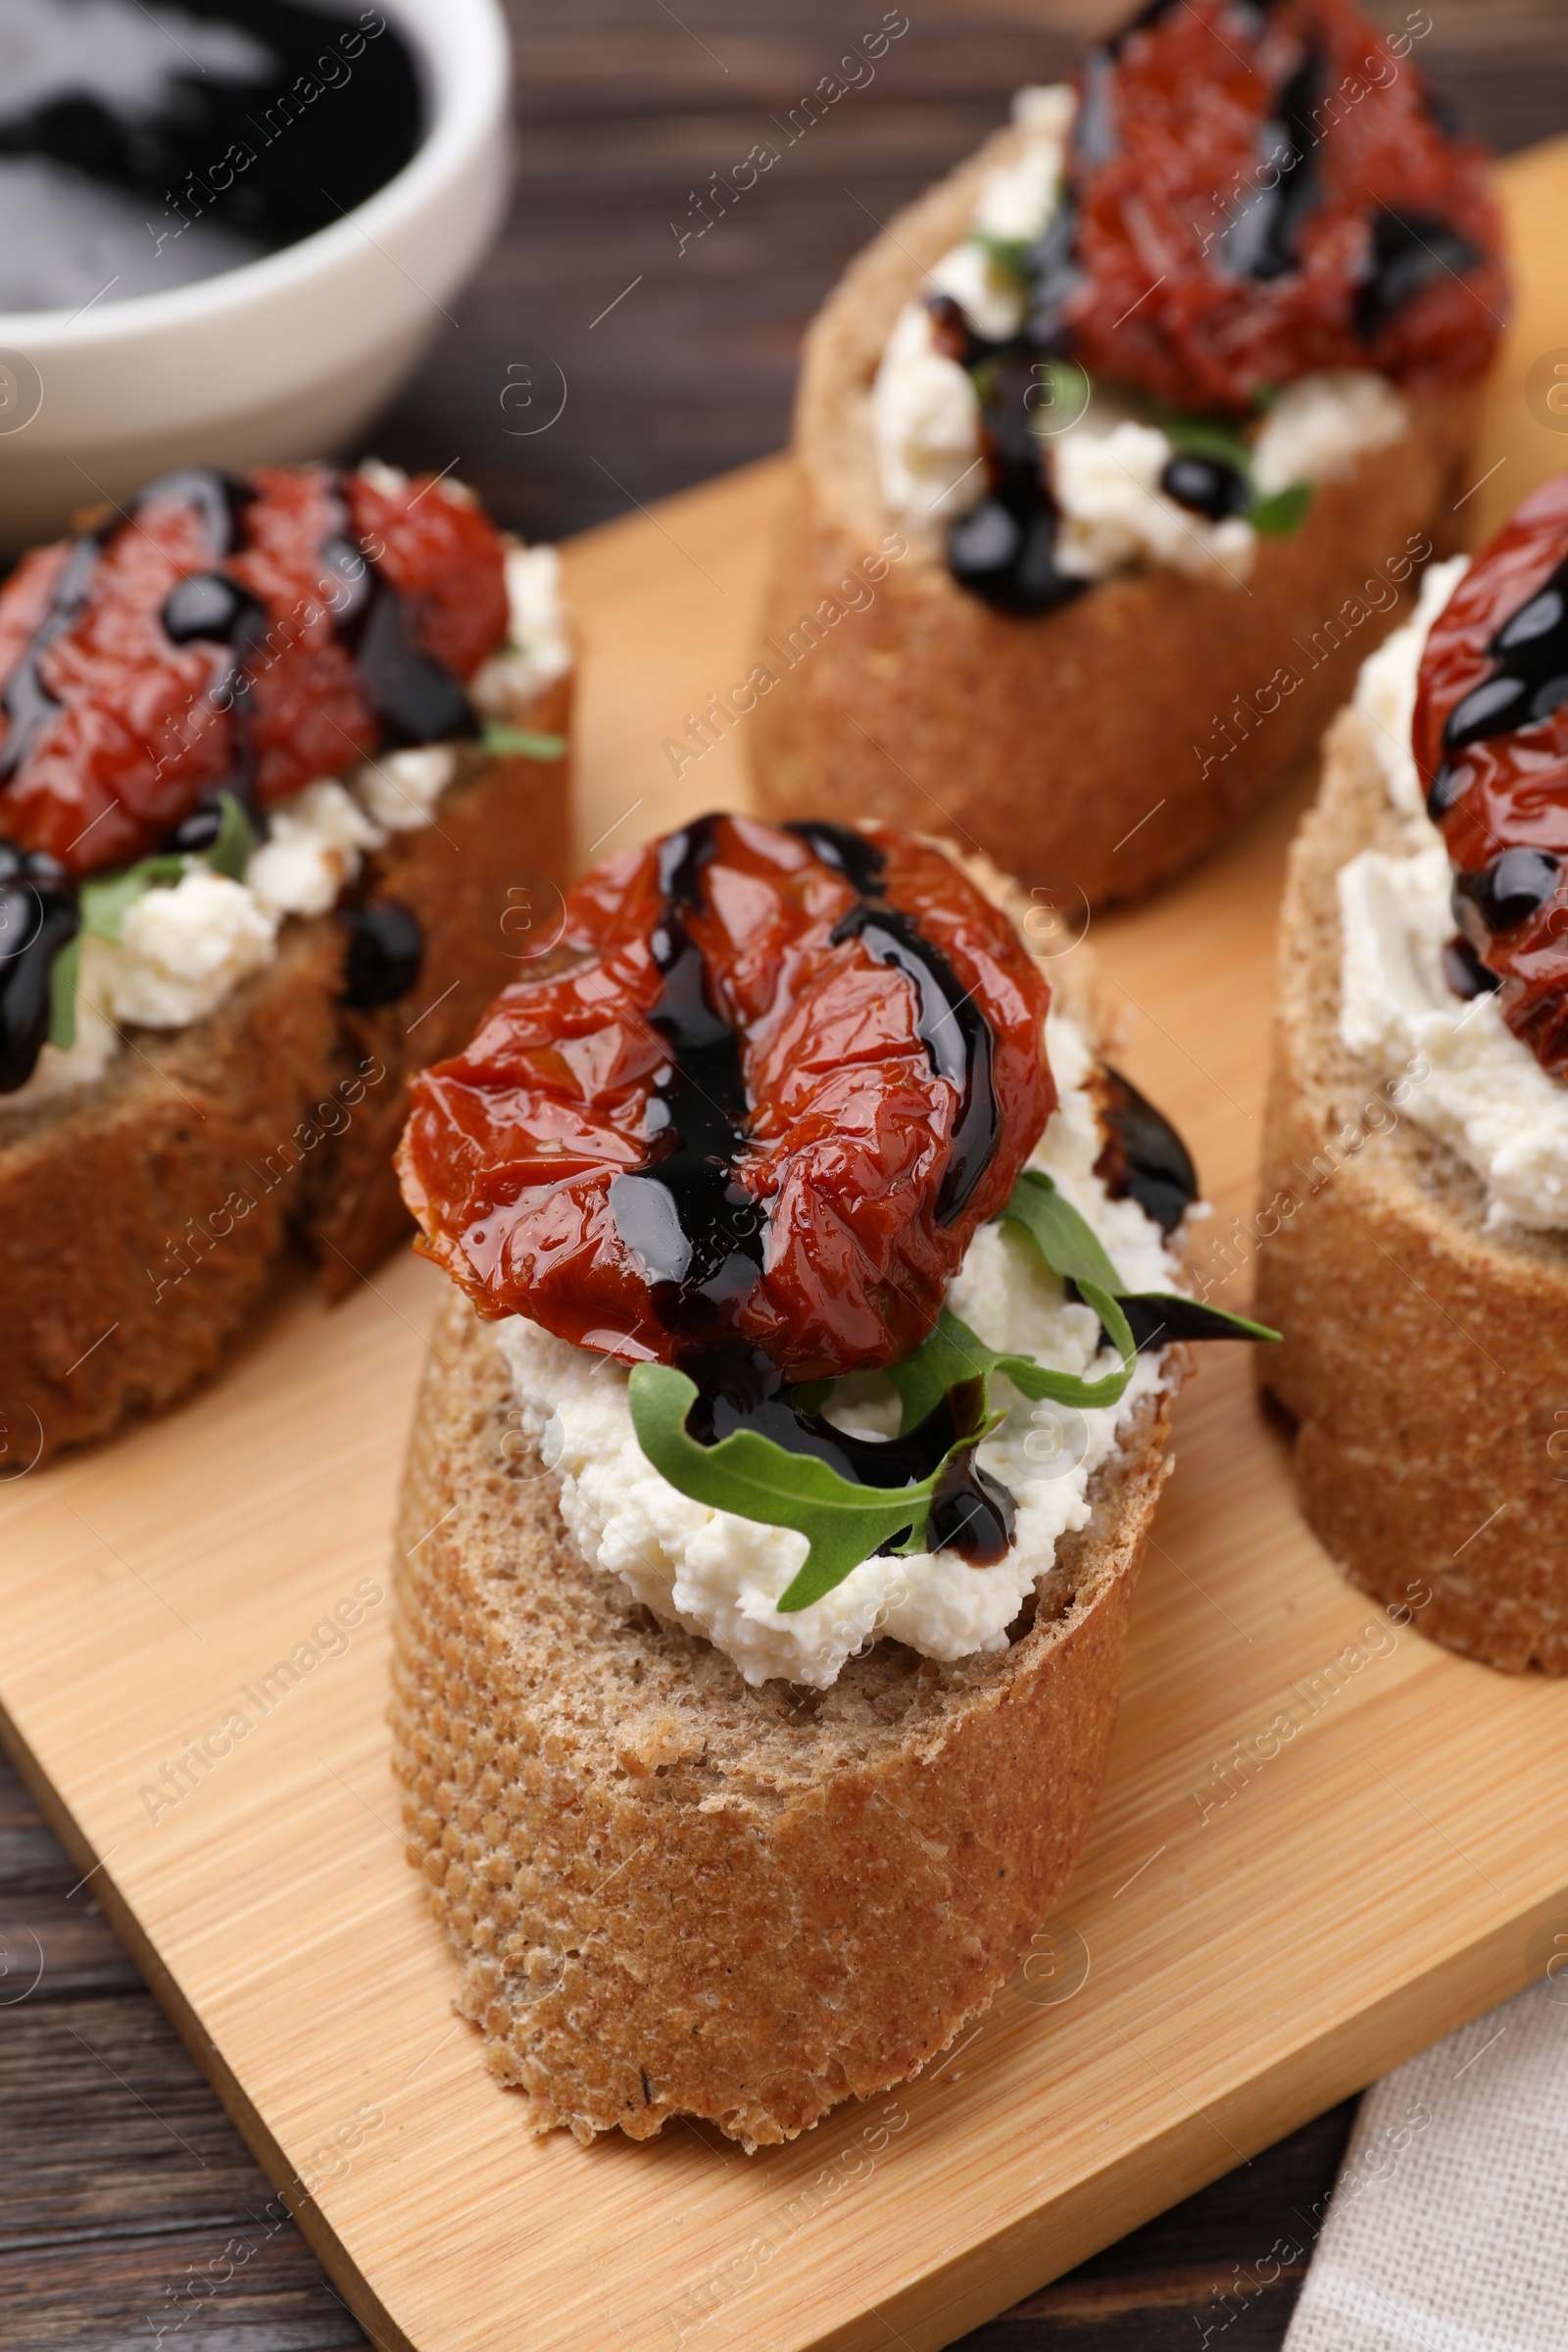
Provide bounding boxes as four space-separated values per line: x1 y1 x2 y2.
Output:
391 1288 1176 2147
1257 710 1568 1673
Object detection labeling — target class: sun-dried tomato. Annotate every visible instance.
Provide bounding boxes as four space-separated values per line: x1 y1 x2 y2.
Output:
1063 0 1505 415
1415 470 1568 1077
0 466 509 875
397 816 1056 1383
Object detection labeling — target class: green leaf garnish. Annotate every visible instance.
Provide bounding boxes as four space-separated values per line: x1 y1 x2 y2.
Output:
483 723 568 761
621 1172 1275 1621
1000 1169 1279 1343
203 790 257 881
1162 414 1256 476
626 1361 1000 1616
1248 480 1315 536
1153 411 1313 539
886 1302 1132 1435
79 855 184 944
48 931 80 1052
967 230 1034 285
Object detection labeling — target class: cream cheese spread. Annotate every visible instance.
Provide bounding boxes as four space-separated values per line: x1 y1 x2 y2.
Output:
495 999 1180 1690
868 85 1412 585
1337 554 1568 1231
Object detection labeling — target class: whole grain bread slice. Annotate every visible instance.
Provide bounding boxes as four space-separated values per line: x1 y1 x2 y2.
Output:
1254 708 1568 1672
389 895 1186 2157
746 118 1482 907
0 674 570 1465
391 1289 1174 2149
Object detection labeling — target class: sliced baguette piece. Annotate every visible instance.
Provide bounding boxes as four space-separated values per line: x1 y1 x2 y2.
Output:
0 674 570 1465
746 117 1484 907
391 913 1184 2150
1255 708 1568 1673
391 1286 1175 2149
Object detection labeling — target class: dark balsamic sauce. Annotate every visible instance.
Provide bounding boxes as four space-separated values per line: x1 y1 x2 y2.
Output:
1159 452 1250 520
1435 552 1568 933
0 461 478 1092
1442 933 1500 1001
1356 210 1486 344
610 816 765 1352
1093 1063 1198 1235
832 900 998 1221
0 532 103 787
1222 46 1324 282
786 818 1001 1221
626 815 1015 1568
0 0 422 309
0 845 78 1093
341 899 423 1008
318 474 479 749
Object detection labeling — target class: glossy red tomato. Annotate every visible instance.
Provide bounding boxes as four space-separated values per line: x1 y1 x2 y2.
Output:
1067 0 1505 415
398 817 1056 1383
0 466 509 875
1415 470 1568 1076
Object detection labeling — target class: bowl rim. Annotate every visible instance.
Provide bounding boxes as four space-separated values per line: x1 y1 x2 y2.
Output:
0 0 510 349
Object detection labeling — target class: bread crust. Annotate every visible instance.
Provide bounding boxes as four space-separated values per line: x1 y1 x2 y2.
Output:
746 121 1483 906
0 675 571 1464
1255 709 1568 1673
391 1274 1178 2150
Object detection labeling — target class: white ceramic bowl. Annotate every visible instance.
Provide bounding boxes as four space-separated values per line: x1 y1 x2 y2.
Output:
0 0 511 550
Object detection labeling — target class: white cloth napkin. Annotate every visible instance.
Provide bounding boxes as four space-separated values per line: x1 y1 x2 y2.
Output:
1283 1976 1568 2352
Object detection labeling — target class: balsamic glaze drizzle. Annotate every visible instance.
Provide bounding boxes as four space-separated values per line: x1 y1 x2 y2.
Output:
1434 551 1568 977
0 533 103 787
1222 46 1324 282
0 463 480 1092
0 846 78 1095
610 815 765 1351
1356 210 1486 344
621 816 1015 1566
786 819 1001 1221
1093 1063 1198 1235
319 475 479 749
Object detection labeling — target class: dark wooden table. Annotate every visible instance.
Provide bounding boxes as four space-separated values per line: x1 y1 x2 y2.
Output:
3 3 1564 2344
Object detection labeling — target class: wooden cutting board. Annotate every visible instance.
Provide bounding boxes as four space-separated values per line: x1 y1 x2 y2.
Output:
4 135 1568 2352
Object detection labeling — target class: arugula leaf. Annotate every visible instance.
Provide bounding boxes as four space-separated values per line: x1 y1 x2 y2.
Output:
622 1171 1274 1623
626 1361 1001 1616
886 1302 1133 1434
1156 412 1313 539
73 794 259 952
483 723 568 761
999 1169 1278 1345
1248 481 1314 537
48 931 80 1052
1118 1293 1280 1345
79 855 184 944
204 790 257 882
966 230 1039 287
1162 415 1256 478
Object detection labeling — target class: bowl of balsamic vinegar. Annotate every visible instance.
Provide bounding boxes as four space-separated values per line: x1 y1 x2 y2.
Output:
0 0 510 547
